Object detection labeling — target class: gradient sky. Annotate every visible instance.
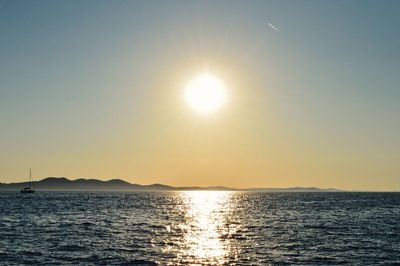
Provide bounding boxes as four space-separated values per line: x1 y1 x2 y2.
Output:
1 0 399 190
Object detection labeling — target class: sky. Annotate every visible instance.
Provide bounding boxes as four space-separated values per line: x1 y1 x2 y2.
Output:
0 0 399 190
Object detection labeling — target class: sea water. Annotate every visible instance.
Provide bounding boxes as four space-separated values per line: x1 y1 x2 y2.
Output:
0 191 399 265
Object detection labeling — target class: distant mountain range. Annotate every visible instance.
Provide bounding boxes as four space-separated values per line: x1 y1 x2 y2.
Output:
0 177 341 192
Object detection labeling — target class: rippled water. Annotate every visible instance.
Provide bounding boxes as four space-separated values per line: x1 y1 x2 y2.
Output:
0 191 399 265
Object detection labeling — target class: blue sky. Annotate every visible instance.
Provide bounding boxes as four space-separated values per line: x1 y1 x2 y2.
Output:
0 0 399 190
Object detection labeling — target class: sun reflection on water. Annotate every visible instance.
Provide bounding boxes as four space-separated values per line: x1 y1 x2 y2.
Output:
177 191 237 264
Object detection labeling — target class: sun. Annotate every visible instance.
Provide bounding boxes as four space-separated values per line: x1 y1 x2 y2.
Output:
185 73 227 114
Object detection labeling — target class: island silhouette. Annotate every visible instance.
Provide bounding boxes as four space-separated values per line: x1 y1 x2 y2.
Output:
0 177 341 192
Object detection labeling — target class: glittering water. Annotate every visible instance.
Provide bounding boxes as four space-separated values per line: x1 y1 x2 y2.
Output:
0 191 399 265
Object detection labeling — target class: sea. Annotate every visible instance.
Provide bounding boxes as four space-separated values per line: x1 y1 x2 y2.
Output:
0 191 399 265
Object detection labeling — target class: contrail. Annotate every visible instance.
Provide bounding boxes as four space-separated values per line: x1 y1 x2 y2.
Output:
267 23 279 32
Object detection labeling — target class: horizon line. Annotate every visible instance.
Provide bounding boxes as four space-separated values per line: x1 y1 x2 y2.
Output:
1 176 399 192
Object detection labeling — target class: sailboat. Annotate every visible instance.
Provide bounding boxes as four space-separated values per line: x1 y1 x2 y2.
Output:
20 168 35 194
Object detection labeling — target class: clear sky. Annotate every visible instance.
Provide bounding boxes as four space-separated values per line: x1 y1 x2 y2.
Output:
1 0 399 190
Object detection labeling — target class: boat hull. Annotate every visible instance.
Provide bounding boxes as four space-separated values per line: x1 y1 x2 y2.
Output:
20 189 35 194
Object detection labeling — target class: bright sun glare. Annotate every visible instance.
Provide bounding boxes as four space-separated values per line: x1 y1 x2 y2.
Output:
185 74 227 114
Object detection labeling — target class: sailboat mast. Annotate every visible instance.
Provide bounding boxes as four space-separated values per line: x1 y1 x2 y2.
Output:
30 168 32 188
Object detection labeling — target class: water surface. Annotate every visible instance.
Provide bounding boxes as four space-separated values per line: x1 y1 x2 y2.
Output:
0 191 399 265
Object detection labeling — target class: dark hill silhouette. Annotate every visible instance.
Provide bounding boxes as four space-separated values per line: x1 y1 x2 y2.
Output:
0 177 341 192
3 177 173 191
